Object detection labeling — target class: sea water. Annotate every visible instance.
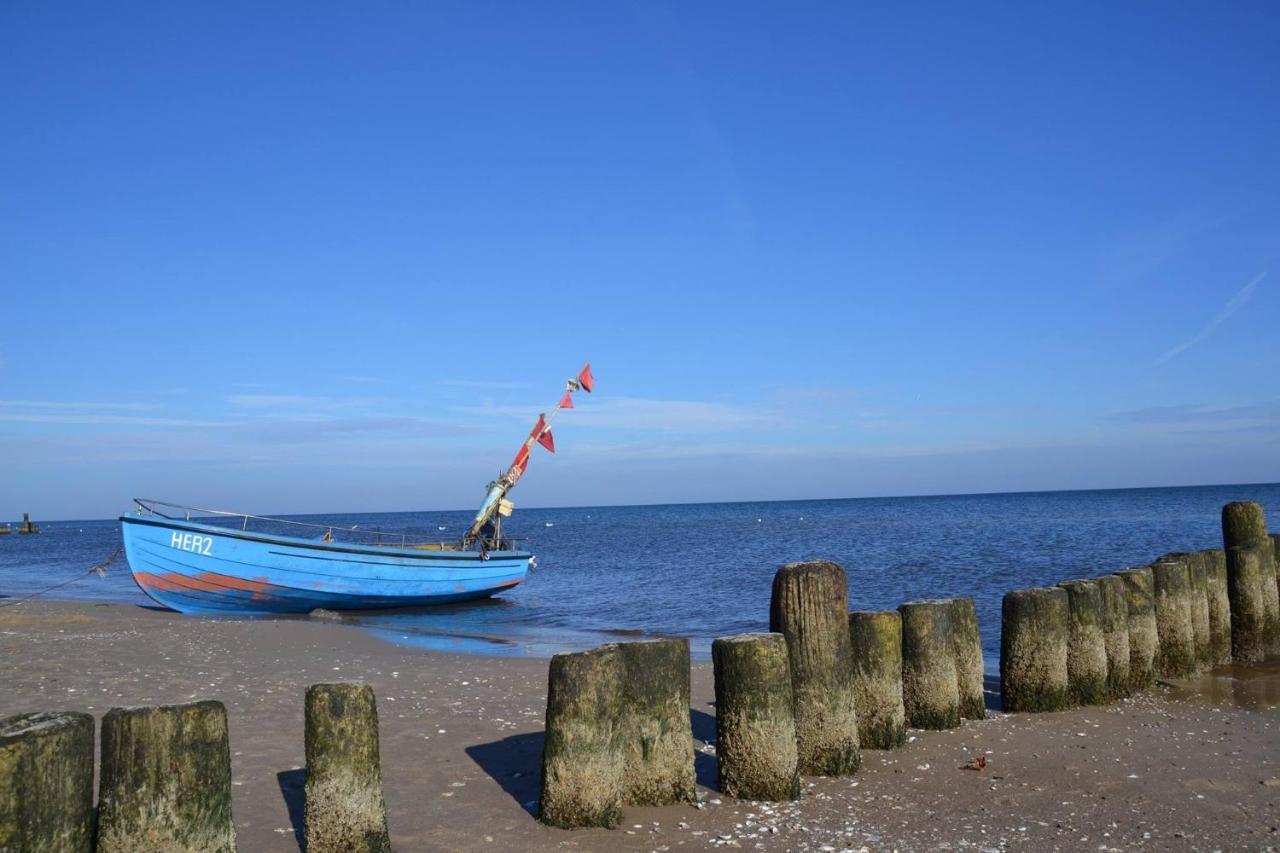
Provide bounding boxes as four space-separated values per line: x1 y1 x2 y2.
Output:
2 483 1278 667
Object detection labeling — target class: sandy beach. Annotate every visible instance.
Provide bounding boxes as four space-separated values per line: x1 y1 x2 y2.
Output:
2 600 1277 852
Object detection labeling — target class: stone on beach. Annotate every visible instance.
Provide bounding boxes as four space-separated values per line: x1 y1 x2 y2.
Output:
1057 579 1110 705
711 632 800 801
1097 575 1131 698
949 597 986 720
304 683 392 853
539 644 625 829
0 711 94 853
1198 549 1233 666
617 638 696 806
899 599 961 729
1116 567 1158 690
1222 501 1280 656
97 700 236 853
1000 586 1070 713
1151 555 1198 678
769 561 861 775
847 610 906 749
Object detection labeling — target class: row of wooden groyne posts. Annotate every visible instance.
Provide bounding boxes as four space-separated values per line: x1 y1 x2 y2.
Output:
2 501 1279 849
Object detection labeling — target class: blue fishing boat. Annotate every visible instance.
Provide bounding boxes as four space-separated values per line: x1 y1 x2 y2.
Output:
120 364 595 614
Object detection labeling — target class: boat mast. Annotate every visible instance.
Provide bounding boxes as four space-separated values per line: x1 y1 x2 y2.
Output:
463 363 593 548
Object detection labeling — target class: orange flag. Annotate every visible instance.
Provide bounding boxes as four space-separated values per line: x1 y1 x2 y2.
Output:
578 363 594 393
559 391 574 409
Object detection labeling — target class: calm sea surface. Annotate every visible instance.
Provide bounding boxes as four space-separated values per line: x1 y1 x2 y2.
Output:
3 484 1278 668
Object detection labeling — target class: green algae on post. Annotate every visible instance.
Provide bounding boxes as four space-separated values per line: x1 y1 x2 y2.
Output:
847 610 906 749
1151 556 1198 678
97 700 236 853
1198 550 1233 666
1226 546 1269 663
1222 501 1280 654
1058 579 1109 705
0 711 94 853
1185 552 1213 667
1116 567 1157 690
1097 575 1131 699
769 561 861 775
712 632 800 801
1000 587 1070 713
617 638 696 806
539 644 625 829
304 683 392 853
949 598 986 720
899 600 961 729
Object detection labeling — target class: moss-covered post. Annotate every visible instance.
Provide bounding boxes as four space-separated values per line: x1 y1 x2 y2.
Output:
617 639 695 806
1223 501 1280 655
949 598 986 720
1185 552 1213 668
1117 567 1157 691
1199 550 1233 666
898 600 961 729
711 633 800 801
847 611 906 749
1226 546 1269 663
539 644 625 829
304 683 391 853
0 711 94 853
1057 579 1109 705
1097 575 1131 699
1151 556 1197 678
97 700 236 853
769 561 860 775
1000 587 1070 713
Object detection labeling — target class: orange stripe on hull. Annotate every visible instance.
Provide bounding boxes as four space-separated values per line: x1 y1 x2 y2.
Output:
134 570 281 602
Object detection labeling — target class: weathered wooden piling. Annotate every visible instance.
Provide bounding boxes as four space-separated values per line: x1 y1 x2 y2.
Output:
1198 550 1233 666
97 700 236 853
712 633 800 801
540 644 625 829
617 639 695 806
1226 546 1269 662
1185 552 1213 667
1151 556 1197 678
1097 575 1131 698
1000 587 1070 713
304 683 392 853
769 561 860 775
0 711 94 853
1117 567 1157 690
847 610 906 749
1057 579 1110 705
899 600 961 728
1222 501 1280 655
17 513 38 534
949 597 986 720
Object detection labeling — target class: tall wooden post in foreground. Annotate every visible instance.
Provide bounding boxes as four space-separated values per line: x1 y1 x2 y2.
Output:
617 639 696 806
1000 587 1070 713
899 600 961 729
769 561 860 775
712 633 800 801
1117 567 1157 690
539 645 625 829
847 610 906 748
0 711 94 853
97 700 236 853
304 683 392 853
1222 501 1280 656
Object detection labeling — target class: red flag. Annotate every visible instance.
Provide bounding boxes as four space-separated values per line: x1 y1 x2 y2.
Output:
559 391 574 409
529 414 546 439
578 363 594 393
537 428 555 453
510 445 530 477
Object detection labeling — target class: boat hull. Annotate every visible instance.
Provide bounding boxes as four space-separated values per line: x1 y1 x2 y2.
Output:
120 516 529 614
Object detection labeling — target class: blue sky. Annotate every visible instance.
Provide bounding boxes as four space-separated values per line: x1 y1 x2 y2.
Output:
2 2 1277 520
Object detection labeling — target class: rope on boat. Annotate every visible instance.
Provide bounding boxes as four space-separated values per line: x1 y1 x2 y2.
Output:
0 546 121 608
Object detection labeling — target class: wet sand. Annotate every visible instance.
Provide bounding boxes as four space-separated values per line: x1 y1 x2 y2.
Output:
1 600 1278 851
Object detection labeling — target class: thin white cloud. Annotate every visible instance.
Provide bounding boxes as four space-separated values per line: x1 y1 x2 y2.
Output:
454 396 779 433
1157 272 1266 364
0 399 158 411
0 412 223 427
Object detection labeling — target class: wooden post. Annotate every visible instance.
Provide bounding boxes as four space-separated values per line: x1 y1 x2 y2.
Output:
97 701 236 853
1097 575 1131 699
0 711 94 853
948 597 985 720
1222 501 1280 655
899 600 961 729
1151 556 1197 678
1117 567 1157 691
304 683 392 853
1058 579 1109 705
1000 587 1070 713
539 645 625 829
1198 550 1233 666
617 639 695 806
769 561 860 775
1185 552 1213 667
847 610 906 749
1226 546 1269 663
712 633 800 801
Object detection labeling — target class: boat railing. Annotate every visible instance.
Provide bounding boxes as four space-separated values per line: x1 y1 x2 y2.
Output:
131 498 528 552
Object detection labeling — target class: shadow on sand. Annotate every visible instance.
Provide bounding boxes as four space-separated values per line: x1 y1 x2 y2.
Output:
276 768 305 852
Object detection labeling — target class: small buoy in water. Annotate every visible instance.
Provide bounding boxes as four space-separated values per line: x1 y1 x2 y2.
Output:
799 517 804 521
438 525 447 530
757 518 762 523
545 522 554 527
